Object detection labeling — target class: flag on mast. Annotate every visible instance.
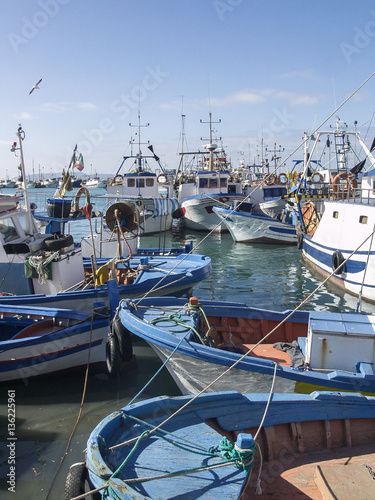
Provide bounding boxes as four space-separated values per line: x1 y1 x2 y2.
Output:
75 153 84 171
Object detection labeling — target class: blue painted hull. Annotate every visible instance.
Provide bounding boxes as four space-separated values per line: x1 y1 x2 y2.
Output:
0 303 109 382
118 297 375 394
0 253 212 312
83 390 375 499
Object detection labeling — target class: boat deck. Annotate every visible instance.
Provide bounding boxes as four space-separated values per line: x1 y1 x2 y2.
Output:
245 442 375 499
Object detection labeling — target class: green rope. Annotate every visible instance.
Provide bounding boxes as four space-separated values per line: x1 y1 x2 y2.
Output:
210 436 257 473
150 312 206 344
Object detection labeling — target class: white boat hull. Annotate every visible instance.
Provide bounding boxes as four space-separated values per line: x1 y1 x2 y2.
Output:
181 194 245 232
214 208 297 244
301 199 375 302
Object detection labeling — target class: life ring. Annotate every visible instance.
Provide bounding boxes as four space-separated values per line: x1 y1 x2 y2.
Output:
64 462 87 499
332 172 358 196
105 333 122 377
332 250 346 275
157 174 168 184
43 234 74 251
112 314 133 362
277 173 287 185
263 174 276 186
74 186 90 212
311 171 323 182
112 174 124 185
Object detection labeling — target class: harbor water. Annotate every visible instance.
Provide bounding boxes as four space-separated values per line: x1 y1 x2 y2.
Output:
1 188 375 499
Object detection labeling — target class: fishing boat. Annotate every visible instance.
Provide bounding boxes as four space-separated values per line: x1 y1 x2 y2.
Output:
67 390 375 499
84 175 107 189
106 113 178 234
213 199 297 244
116 296 375 394
0 126 211 312
0 301 120 383
295 118 375 303
174 113 245 232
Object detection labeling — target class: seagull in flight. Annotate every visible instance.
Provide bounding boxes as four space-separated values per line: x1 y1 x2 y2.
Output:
29 78 42 95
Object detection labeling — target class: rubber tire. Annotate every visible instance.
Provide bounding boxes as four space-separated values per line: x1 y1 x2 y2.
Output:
44 234 74 251
64 462 86 500
332 250 345 275
297 233 304 250
112 316 133 362
106 334 122 377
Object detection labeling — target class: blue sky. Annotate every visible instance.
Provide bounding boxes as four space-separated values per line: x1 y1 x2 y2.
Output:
1 0 375 180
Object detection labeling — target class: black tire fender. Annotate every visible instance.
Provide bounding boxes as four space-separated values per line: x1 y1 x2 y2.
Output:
106 333 122 377
64 462 86 500
332 250 346 275
44 234 74 251
297 233 304 250
112 314 133 362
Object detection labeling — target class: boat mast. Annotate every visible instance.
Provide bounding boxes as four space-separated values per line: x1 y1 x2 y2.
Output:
200 112 221 171
129 111 149 173
11 125 33 233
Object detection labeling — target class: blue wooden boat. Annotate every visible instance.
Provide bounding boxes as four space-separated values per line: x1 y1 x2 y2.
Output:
2 126 211 312
117 296 375 394
67 390 375 499
0 302 118 383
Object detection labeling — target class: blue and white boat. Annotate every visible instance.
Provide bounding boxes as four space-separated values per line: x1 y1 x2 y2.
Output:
295 118 375 303
117 296 375 394
106 113 178 234
0 127 211 312
0 302 114 383
68 390 375 499
213 200 297 244
174 113 244 232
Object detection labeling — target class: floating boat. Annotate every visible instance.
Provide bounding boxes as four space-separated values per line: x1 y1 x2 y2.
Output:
213 199 297 244
295 119 375 303
68 390 375 499
84 175 107 189
117 296 375 394
0 301 120 383
106 113 178 234
174 112 244 232
1 127 211 312
0 193 23 212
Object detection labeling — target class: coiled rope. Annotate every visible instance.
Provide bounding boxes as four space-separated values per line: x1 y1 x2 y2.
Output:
27 251 59 284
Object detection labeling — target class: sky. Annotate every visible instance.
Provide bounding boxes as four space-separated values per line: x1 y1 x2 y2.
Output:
1 0 375 180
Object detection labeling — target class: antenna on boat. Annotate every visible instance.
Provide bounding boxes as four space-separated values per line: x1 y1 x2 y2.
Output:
200 112 221 171
129 110 150 172
11 125 33 233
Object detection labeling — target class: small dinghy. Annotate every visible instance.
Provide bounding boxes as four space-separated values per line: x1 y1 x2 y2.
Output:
0 302 117 383
66 390 375 499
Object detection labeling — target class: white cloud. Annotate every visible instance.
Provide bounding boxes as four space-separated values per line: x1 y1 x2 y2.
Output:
13 111 33 120
77 102 97 110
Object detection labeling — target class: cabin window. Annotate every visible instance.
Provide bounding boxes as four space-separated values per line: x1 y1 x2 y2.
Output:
209 178 218 188
220 178 227 188
359 215 368 224
0 219 18 243
199 178 208 188
137 178 145 188
127 178 135 187
146 178 154 187
333 211 339 219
